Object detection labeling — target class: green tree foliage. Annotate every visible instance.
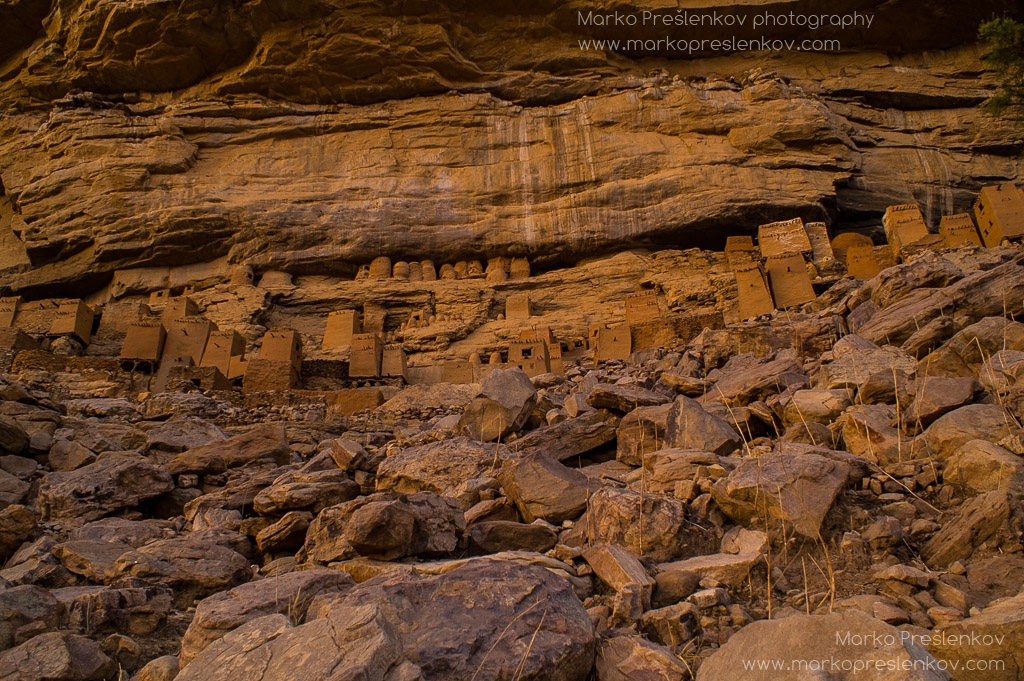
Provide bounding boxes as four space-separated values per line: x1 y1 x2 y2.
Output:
979 17 1024 117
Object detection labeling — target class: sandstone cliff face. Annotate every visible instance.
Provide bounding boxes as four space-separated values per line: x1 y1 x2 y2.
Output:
0 0 1021 296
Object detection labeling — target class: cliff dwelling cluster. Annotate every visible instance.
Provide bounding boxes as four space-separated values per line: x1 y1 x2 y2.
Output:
1 184 1022 418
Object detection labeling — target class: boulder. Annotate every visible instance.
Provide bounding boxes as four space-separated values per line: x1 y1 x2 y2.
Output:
65 582 173 637
376 436 512 502
459 367 537 441
921 317 1024 378
135 656 179 681
817 345 918 390
583 487 700 563
921 491 1012 569
866 251 964 307
469 521 557 554
0 585 61 651
142 417 226 453
703 351 807 406
46 441 96 472
176 560 596 681
301 492 463 564
0 505 37 562
252 468 359 515
595 636 689 681
53 540 131 583
0 469 29 510
511 409 621 462
697 609 950 680
711 451 849 538
616 404 669 466
656 552 763 589
930 591 1024 681
782 389 853 426
254 512 311 553
37 452 174 522
840 404 919 465
664 396 741 456
0 416 29 456
902 377 981 430
498 452 599 523
326 437 383 473
164 424 291 475
0 631 116 681
582 544 656 604
857 256 1024 347
179 569 353 665
586 383 669 412
922 404 1020 460
943 440 1024 494
108 536 252 608
69 517 173 547
644 449 726 494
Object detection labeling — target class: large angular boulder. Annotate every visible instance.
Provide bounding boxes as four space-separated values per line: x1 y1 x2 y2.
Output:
583 487 700 563
511 409 621 462
596 636 689 681
818 344 919 390
921 317 1024 378
37 452 174 522
943 440 1024 494
176 560 596 681
902 376 981 430
0 416 29 456
469 521 558 554
922 404 1020 460
459 368 537 441
0 631 116 681
697 609 950 680
664 396 741 456
180 569 354 665
922 491 1012 569
0 469 29 510
711 451 849 538
300 492 463 564
376 436 512 501
65 582 174 637
703 352 807 406
930 591 1024 681
0 505 37 562
0 585 61 651
497 453 599 524
587 383 669 412
252 468 359 515
164 424 291 476
616 404 669 466
108 536 252 608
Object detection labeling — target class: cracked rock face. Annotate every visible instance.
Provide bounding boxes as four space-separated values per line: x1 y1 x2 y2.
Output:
0 0 1021 295
176 559 596 681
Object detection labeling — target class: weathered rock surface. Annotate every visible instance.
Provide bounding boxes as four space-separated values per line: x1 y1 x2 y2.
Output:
459 367 537 442
0 631 116 681
498 453 599 524
697 609 950 680
583 487 697 563
163 424 291 476
376 436 511 502
108 536 252 608
179 569 353 665
712 450 850 538
931 591 1024 681
664 396 741 456
921 491 1012 569
37 452 174 521
176 560 596 681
